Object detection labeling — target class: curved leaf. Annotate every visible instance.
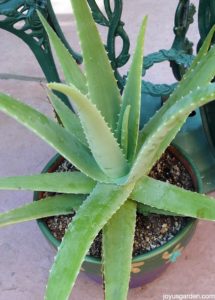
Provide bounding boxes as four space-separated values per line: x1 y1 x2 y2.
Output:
132 176 215 221
0 93 110 182
49 83 128 178
191 25 215 69
0 194 84 228
48 92 88 146
138 31 215 148
127 83 215 183
37 11 87 94
0 172 95 194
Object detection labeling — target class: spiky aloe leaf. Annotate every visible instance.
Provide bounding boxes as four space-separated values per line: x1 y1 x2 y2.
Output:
126 83 215 183
69 0 121 130
0 194 84 228
37 11 87 94
49 83 128 178
103 200 136 300
0 172 95 194
191 25 215 69
117 17 147 161
45 182 135 300
48 92 88 146
137 203 182 217
168 44 215 104
0 93 110 182
132 176 215 220
121 105 131 156
138 26 215 148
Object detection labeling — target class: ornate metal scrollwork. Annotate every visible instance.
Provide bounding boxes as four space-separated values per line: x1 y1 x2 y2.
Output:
0 0 48 49
88 0 130 89
0 0 81 81
0 0 130 90
0 0 80 107
141 48 194 96
0 0 81 60
171 0 196 80
172 0 196 53
143 49 194 75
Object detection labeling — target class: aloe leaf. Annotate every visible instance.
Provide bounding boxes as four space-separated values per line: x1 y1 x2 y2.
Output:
132 176 215 221
138 28 215 148
49 83 128 178
191 25 215 69
127 83 215 183
45 182 135 300
117 17 147 161
103 200 136 300
121 105 131 156
48 92 88 146
169 43 215 103
37 11 87 94
137 203 182 217
0 93 110 182
0 172 95 194
0 194 84 228
69 0 121 130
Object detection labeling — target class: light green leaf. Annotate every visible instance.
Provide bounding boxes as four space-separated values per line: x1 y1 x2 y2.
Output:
191 25 215 69
48 92 88 146
121 105 131 156
45 181 135 300
132 176 215 221
0 93 110 182
117 17 147 162
0 194 84 228
103 200 136 300
0 172 95 194
70 0 121 130
127 83 215 183
138 28 215 148
37 11 87 94
137 202 182 217
49 83 128 178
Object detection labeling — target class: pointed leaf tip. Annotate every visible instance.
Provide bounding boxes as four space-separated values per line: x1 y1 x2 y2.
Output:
117 16 147 162
37 10 87 94
69 0 121 131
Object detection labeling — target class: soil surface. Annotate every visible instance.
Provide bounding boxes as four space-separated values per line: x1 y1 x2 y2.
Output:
43 147 194 258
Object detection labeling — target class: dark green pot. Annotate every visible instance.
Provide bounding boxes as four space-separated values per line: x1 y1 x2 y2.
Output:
34 145 202 288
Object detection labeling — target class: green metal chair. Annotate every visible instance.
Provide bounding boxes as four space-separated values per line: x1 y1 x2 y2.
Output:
0 0 215 191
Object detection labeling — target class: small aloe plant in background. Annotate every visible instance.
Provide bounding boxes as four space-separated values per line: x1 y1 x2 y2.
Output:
1 1 215 299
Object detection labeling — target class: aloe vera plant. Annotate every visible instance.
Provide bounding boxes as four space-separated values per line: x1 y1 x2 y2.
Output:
1 1 215 299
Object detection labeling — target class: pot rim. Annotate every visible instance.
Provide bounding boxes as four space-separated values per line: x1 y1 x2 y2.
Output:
34 144 201 265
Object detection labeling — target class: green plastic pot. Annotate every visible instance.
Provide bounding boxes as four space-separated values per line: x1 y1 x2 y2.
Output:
34 144 202 288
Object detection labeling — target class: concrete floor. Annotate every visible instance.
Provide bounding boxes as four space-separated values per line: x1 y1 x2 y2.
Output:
0 1 215 299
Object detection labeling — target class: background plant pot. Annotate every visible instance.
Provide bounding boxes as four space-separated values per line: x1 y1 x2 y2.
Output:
34 145 202 288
